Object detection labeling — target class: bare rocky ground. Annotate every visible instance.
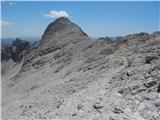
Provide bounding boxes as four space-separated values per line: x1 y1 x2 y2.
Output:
2 17 160 120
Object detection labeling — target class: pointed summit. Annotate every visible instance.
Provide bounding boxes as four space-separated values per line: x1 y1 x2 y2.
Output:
42 17 87 40
54 17 70 23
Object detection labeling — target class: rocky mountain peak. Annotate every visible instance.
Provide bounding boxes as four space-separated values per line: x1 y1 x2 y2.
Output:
54 17 70 23
42 17 87 40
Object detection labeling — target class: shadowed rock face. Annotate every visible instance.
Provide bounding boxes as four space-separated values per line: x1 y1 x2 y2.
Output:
2 17 160 120
1 38 30 62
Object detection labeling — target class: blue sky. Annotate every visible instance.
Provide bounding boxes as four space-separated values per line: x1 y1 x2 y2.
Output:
1 1 160 38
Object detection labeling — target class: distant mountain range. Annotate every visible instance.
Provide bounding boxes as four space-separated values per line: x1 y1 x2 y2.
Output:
1 36 40 47
1 38 30 62
1 38 15 47
2 35 123 47
98 36 123 42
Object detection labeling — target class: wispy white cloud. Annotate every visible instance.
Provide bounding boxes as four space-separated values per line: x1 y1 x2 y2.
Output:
43 10 69 19
0 20 13 27
9 2 17 6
